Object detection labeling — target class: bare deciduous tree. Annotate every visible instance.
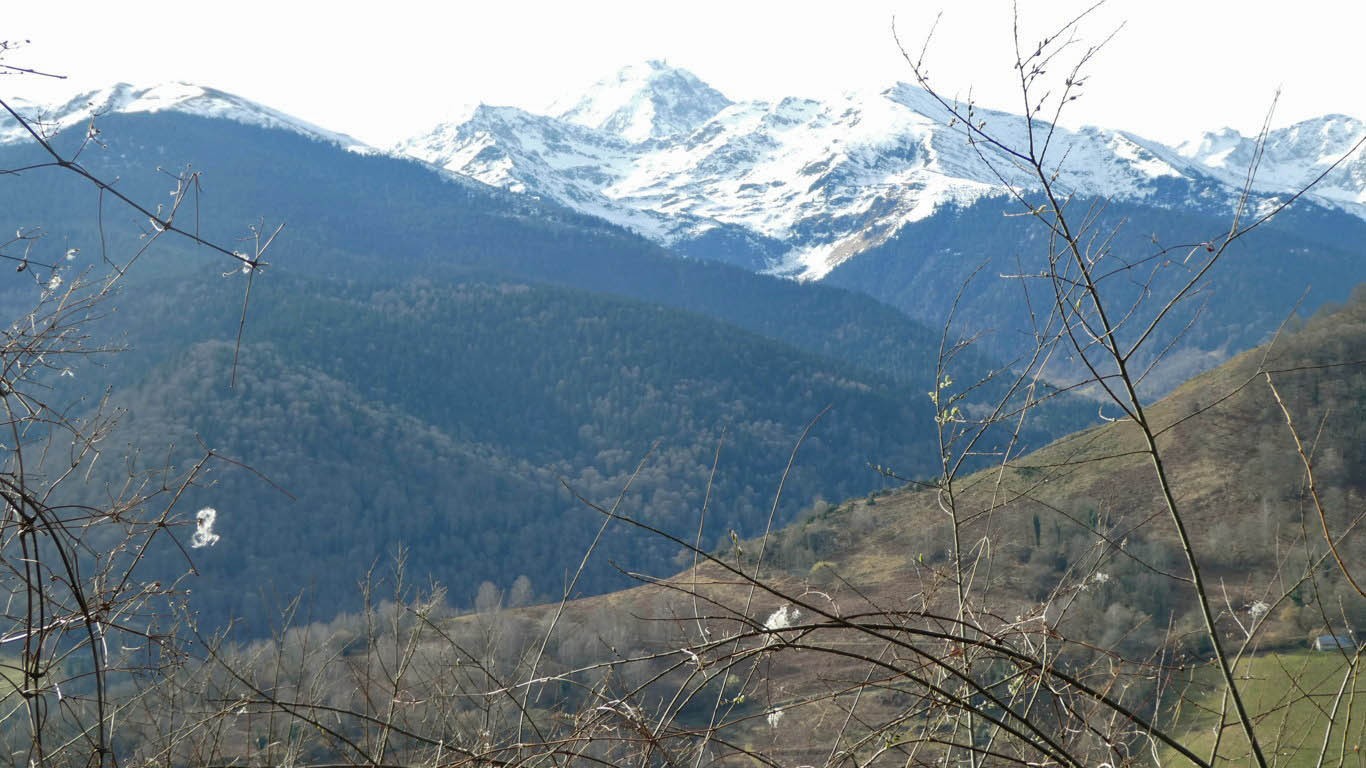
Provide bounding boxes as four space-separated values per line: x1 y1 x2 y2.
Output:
0 48 278 767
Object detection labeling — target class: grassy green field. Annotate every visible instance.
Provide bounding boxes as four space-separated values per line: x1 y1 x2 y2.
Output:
1159 649 1363 766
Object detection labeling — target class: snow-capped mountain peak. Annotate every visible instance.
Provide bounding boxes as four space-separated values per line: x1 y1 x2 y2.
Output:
553 60 733 143
395 66 1366 280
0 82 373 152
396 76 1253 279
1177 114 1366 206
1176 126 1251 169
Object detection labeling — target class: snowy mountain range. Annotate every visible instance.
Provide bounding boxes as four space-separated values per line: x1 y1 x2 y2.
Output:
3 65 1363 282
395 60 1366 279
1176 116 1366 210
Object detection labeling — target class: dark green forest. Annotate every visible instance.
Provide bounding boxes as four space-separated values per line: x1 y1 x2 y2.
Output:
0 114 1086 630
93 273 975 627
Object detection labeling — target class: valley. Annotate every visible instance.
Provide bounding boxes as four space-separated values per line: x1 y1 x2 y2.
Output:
0 30 1361 767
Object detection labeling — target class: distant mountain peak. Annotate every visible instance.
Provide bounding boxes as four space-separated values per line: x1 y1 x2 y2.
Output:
0 81 373 153
1176 115 1366 206
553 60 733 143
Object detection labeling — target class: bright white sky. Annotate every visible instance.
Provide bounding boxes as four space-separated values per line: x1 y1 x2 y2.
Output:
5 1 1363 148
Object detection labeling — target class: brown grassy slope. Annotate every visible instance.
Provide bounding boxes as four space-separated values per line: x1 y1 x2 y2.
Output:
771 290 1366 627
485 290 1366 762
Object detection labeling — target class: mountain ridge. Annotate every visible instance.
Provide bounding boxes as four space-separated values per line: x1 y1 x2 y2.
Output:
1176 113 1366 208
9 69 1364 282
397 61 1366 278
1 81 374 153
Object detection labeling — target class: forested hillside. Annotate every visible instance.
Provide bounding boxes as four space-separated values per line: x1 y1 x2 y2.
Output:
0 113 1089 628
88 272 1000 626
827 197 1366 393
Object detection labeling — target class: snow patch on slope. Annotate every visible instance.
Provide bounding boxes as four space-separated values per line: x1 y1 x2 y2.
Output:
0 82 374 153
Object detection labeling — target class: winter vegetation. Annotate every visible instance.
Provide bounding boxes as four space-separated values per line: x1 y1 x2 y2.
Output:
0 5 1363 767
